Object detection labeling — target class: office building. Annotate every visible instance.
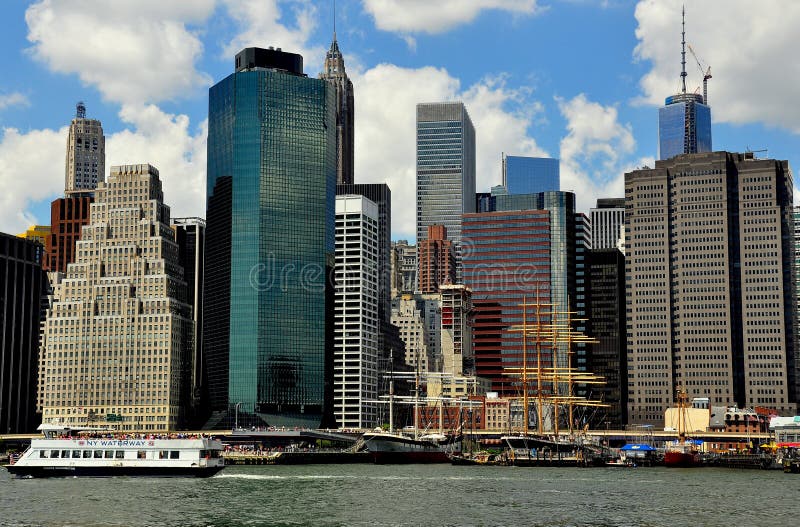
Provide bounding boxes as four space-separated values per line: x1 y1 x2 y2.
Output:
391 240 417 296
65 102 105 195
418 225 456 294
574 213 591 377
440 284 473 377
17 225 50 246
45 195 93 274
334 195 379 428
38 164 193 431
795 206 800 403
172 217 206 426
320 34 354 184
625 152 796 424
588 248 627 427
0 232 48 434
391 295 433 373
204 47 336 429
591 198 625 250
416 102 476 277
503 155 560 194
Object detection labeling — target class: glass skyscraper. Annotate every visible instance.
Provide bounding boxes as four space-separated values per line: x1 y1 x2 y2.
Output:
658 93 712 160
503 155 560 194
416 102 475 277
204 48 337 429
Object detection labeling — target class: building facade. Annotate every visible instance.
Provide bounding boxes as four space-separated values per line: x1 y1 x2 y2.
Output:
320 35 354 185
17 225 51 246
204 47 336 429
334 195 379 428
440 284 473 377
391 240 417 296
46 195 93 274
0 233 48 434
503 155 560 194
391 295 433 373
416 102 476 277
65 102 105 195
38 164 192 431
591 198 625 250
658 93 712 160
625 152 796 424
418 225 456 294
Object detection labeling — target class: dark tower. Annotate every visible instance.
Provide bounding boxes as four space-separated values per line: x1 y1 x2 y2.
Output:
319 31 355 184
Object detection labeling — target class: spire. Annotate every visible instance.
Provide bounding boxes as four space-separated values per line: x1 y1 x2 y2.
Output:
76 101 86 119
680 5 687 94
333 0 337 43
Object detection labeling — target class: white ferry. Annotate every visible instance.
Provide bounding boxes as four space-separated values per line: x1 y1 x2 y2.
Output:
3 424 224 478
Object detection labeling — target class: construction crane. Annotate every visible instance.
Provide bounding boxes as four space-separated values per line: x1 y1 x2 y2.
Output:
687 44 712 105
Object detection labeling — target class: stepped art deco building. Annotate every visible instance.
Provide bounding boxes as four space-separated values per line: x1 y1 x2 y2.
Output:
204 47 336 429
38 164 192 432
625 152 796 424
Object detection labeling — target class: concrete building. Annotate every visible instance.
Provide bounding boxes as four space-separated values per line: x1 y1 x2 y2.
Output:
574 213 592 377
334 195 380 429
0 233 48 434
795 205 800 403
391 240 417 296
502 155 560 194
416 102 475 278
418 225 455 294
204 47 336 429
591 198 625 250
625 152 796 424
65 102 105 195
391 295 432 373
320 34 354 185
440 284 473 377
38 164 192 431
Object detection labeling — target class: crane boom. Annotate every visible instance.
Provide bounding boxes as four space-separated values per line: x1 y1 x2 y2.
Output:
687 44 712 104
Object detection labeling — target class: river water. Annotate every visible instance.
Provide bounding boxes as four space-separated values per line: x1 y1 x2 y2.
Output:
1 464 798 526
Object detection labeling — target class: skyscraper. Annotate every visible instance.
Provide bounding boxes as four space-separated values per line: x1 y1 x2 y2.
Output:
416 102 475 277
334 195 379 428
320 34 354 184
38 164 192 431
625 152 796 424
795 206 800 403
1 232 48 434
391 240 417 295
46 195 93 273
657 9 712 160
418 224 456 293
204 47 336 429
65 102 105 194
503 155 560 194
590 198 625 250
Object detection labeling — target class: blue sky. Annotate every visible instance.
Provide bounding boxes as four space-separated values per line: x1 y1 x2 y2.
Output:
0 0 797 240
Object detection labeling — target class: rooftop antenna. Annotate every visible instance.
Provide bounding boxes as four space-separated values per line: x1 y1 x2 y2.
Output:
680 5 687 94
76 101 86 119
333 0 337 41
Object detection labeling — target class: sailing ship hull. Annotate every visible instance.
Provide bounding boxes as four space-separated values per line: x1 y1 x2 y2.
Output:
663 450 701 468
361 433 455 464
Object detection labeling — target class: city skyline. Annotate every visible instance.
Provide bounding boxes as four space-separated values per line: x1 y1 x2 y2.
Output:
0 1 797 241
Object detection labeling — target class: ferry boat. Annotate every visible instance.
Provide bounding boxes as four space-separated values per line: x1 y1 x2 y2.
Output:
3 424 224 478
359 431 460 464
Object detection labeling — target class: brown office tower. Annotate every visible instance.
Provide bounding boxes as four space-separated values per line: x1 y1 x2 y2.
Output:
625 151 796 425
45 194 93 273
418 224 456 293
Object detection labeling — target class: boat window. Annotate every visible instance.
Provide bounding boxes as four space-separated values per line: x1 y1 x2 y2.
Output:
50 450 60 458
83 450 91 458
39 450 48 458
104 450 114 459
159 451 168 459
72 450 81 458
137 451 146 459
61 450 69 458
93 450 103 459
115 451 124 459
170 451 180 459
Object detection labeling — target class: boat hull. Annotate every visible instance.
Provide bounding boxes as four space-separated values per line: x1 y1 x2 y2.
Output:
4 464 223 478
664 450 701 468
361 433 455 464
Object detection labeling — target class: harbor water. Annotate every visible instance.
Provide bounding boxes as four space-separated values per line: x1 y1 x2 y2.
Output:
1 464 798 526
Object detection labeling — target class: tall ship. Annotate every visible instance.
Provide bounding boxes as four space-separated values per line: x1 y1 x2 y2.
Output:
663 389 702 468
358 431 459 464
4 424 224 478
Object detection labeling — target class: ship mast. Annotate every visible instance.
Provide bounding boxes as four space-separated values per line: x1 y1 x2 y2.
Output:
522 295 529 436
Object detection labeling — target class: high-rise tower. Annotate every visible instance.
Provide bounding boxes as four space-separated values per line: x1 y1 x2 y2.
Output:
65 101 105 194
658 7 712 160
204 47 336 429
320 33 355 184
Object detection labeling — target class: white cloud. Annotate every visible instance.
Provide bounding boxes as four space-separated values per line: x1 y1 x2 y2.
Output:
0 93 30 111
0 126 67 233
106 105 207 220
353 64 546 239
25 0 215 105
221 0 325 74
362 0 539 34
557 94 645 212
634 0 800 133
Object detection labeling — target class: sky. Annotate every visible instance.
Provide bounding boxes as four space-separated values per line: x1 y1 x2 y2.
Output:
0 0 797 241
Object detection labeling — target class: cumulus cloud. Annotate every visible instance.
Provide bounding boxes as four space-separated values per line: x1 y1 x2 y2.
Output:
0 126 67 233
353 64 546 239
558 94 647 212
107 105 207 219
362 0 539 34
0 93 30 111
634 0 800 133
25 0 215 105
221 0 325 73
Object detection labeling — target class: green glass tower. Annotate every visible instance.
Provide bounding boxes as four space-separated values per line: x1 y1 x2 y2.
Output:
204 47 336 429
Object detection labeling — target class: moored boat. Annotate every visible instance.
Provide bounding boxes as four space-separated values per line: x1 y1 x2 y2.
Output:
3 424 224 478
359 431 459 464
664 389 702 468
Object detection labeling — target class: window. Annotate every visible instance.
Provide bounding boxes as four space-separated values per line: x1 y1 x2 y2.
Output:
93 450 103 459
72 450 81 459
83 451 92 458
137 451 147 459
115 451 124 459
104 451 114 459
50 450 60 458
170 451 180 459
